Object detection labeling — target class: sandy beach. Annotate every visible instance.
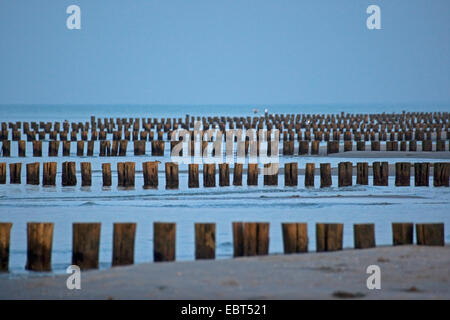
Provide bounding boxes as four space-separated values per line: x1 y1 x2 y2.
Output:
1 245 448 300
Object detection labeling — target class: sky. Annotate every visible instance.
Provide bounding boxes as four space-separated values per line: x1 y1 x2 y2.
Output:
0 0 449 105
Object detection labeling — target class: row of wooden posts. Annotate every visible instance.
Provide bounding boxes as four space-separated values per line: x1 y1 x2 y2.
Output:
3 112 450 135
1 140 164 157
1 161 449 188
0 222 444 272
2 127 449 144
1 139 449 158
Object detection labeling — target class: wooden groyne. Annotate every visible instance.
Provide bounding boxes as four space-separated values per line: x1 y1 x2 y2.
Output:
1 112 449 157
1 139 449 157
0 221 445 272
0 161 448 188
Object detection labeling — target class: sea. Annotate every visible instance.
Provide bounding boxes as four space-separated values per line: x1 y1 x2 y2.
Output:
0 104 449 278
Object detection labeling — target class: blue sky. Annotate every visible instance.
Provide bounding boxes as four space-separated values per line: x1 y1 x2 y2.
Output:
0 0 449 105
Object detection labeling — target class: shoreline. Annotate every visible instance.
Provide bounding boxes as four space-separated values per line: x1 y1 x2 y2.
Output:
0 245 449 300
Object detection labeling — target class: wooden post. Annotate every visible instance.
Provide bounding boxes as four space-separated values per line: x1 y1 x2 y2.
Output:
371 141 380 151
219 163 230 187
327 141 339 154
48 141 59 157
62 161 77 186
356 162 369 185
247 163 258 186
433 163 450 187
320 163 332 188
386 141 393 151
283 141 294 155
151 141 165 156
26 162 40 185
353 224 375 249
310 141 319 155
60 131 68 141
119 140 128 156
316 223 343 252
284 162 298 186
2 140 10 157
117 162 135 187
356 141 365 151
392 223 413 245
188 163 199 188
436 140 445 152
416 223 444 246
0 223 12 272
99 141 111 156
111 140 119 156
70 131 78 141
263 163 278 186
409 140 417 151
232 222 244 257
232 222 269 257
32 140 42 157
299 141 309 155
142 161 159 189
392 141 399 151
43 162 57 186
102 163 112 187
153 222 176 262
18 140 26 157
414 163 430 186
165 162 179 189
0 163 5 184
422 140 432 152
86 140 94 156
233 163 243 186
395 162 411 186
344 141 352 152
203 163 216 187
134 140 146 156
373 162 389 186
400 141 407 151
9 163 21 184
338 162 352 187
26 222 54 271
77 141 84 156
80 162 92 186
195 223 215 260
72 223 101 270
304 163 315 187
112 223 136 266
243 222 270 256
62 141 71 156
281 223 308 253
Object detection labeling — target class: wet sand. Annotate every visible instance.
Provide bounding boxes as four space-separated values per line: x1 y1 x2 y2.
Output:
1 245 448 300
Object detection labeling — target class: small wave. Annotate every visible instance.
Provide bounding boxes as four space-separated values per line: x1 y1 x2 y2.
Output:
80 201 97 206
363 202 394 206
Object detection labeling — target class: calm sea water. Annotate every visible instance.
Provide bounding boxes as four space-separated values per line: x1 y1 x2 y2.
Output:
0 104 449 277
